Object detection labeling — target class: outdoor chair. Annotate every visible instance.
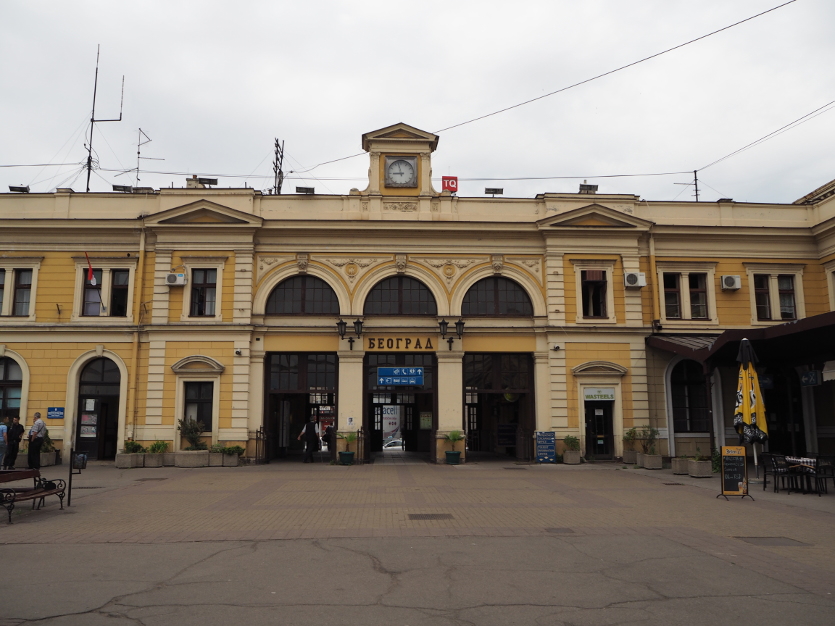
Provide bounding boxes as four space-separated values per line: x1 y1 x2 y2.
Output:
813 454 835 492
770 455 796 494
760 453 775 492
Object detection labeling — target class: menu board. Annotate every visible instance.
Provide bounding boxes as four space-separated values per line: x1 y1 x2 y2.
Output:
720 446 748 497
536 431 556 463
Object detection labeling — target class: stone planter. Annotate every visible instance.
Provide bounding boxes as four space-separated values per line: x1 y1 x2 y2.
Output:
636 452 644 466
209 453 223 467
144 453 164 468
162 453 176 466
643 454 662 470
563 450 582 465
671 457 690 475
622 450 637 464
688 459 713 478
175 450 209 468
115 453 144 469
222 454 239 467
39 451 57 467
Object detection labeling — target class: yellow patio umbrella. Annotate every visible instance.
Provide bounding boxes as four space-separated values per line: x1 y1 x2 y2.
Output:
733 338 768 475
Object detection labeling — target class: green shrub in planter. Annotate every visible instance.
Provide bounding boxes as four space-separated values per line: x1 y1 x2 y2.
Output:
177 418 207 450
123 440 145 453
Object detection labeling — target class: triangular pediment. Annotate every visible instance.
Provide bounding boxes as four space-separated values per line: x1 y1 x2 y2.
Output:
362 123 439 152
537 204 653 230
145 200 263 227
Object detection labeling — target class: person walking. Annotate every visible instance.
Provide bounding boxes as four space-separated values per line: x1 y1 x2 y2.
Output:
297 417 320 463
3 416 24 469
0 418 7 469
27 411 46 470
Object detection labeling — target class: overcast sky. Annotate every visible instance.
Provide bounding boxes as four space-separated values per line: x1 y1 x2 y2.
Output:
1 0 833 203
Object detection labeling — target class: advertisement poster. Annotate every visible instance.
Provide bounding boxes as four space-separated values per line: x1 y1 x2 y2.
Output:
80 425 97 438
81 413 97 425
419 411 433 430
382 405 401 439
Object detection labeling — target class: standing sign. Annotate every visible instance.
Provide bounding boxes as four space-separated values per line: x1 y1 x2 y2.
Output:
717 446 753 501
382 405 401 439
536 431 556 463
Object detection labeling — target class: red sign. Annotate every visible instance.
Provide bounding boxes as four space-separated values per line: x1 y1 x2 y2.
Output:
442 176 458 192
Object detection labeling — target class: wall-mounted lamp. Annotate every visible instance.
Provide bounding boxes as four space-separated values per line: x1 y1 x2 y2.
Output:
336 319 347 339
338 318 363 350
353 318 364 338
440 318 465 350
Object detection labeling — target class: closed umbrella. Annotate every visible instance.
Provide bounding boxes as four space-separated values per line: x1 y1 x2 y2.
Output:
733 338 769 475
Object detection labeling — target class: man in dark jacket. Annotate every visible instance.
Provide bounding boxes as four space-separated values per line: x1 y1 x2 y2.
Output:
3 416 25 469
297 417 320 463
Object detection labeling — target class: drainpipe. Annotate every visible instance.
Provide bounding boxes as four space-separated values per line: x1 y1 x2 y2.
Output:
703 361 716 454
648 228 661 326
127 225 147 440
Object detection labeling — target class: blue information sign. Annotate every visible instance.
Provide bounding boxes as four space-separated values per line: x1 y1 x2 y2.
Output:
376 367 424 386
536 431 556 463
47 407 65 420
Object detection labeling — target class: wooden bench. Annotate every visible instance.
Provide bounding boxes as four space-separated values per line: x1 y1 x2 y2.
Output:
0 469 66 523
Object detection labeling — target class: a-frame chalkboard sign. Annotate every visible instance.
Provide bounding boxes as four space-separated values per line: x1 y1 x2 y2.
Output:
717 446 754 501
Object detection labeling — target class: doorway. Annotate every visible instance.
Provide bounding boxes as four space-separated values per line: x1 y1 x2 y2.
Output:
264 353 337 461
76 357 120 460
584 400 614 459
365 353 436 456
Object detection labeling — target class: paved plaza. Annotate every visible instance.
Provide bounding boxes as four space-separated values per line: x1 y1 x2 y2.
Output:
1 457 834 625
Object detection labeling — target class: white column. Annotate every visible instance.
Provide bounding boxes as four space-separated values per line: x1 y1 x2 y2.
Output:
533 352 551 432
338 351 364 432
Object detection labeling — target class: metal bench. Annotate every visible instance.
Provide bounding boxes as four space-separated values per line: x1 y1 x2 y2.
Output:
0 470 66 523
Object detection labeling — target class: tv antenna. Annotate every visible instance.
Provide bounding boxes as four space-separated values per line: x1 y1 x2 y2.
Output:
85 45 124 192
272 138 285 194
674 169 700 202
135 128 163 186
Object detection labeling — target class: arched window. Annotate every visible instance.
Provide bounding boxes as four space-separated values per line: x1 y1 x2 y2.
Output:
670 360 709 432
364 276 437 315
0 357 23 421
462 277 533 316
266 276 340 315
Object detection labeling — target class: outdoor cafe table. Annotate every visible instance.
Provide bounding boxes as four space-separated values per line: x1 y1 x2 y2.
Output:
785 456 823 494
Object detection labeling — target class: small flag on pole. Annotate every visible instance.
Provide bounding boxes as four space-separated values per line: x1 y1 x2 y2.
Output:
84 252 96 286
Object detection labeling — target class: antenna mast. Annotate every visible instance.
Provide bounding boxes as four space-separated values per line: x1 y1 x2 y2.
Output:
674 169 700 202
85 45 124 192
135 128 163 186
272 139 285 194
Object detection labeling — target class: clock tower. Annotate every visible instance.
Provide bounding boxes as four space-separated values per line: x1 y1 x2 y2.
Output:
360 123 439 197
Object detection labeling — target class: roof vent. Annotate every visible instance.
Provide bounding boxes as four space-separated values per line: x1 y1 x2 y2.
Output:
579 180 598 194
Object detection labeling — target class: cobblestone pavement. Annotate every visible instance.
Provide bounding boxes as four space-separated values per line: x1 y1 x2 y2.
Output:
1 459 833 625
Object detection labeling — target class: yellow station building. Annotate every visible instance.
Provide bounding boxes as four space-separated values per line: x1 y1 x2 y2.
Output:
1 123 834 464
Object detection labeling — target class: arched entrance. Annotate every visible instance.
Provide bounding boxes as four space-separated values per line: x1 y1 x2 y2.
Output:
76 357 121 460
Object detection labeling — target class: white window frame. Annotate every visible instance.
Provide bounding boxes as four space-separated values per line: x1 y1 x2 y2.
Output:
570 259 617 324
655 262 718 326
744 263 805 325
179 256 227 322
71 257 137 322
0 259 43 321
174 376 221 449
824 259 835 312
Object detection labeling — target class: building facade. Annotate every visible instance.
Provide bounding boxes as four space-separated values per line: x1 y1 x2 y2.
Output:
2 123 834 463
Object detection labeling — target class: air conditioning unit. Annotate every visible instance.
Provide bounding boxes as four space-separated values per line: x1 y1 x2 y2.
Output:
624 272 646 288
166 273 187 286
721 275 741 290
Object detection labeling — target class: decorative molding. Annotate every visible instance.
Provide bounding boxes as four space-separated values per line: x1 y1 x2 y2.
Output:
171 355 225 374
257 255 294 279
491 255 504 274
383 202 417 212
361 201 369 212
324 257 385 283
431 200 440 213
297 253 309 274
395 254 407 273
571 361 628 377
416 258 478 284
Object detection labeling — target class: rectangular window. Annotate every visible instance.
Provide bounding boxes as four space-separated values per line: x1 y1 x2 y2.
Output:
110 269 129 317
663 273 681 319
184 381 213 432
754 274 771 320
82 269 103 316
190 269 217 316
581 270 607 318
688 273 708 319
777 275 796 320
12 269 32 316
0 269 4 311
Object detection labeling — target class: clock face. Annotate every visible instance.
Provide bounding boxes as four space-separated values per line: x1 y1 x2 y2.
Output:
385 156 417 188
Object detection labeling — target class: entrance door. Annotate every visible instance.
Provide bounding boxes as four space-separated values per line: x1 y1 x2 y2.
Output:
76 357 121 460
585 401 614 459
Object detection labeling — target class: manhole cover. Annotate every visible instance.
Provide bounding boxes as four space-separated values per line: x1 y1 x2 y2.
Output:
504 467 527 470
135 478 168 482
73 486 103 489
545 527 575 534
736 537 809 547
663 482 685 486
408 513 453 521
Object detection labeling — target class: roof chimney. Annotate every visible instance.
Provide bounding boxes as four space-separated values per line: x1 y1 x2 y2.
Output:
579 180 598 194
186 175 204 189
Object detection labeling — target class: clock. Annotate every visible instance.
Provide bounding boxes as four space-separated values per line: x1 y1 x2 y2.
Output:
384 156 418 188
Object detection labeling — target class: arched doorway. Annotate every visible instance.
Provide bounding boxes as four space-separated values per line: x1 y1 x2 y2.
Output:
76 357 121 460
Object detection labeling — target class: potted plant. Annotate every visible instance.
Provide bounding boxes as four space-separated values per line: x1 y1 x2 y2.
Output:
222 445 245 467
444 430 465 465
144 440 168 468
116 440 145 468
671 454 689 475
622 427 637 464
562 435 582 465
338 431 358 465
39 428 58 467
209 443 224 467
176 418 209 467
688 447 713 478
638 426 661 469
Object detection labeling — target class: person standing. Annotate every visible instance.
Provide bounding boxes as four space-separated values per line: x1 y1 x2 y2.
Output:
297 417 320 463
3 416 24 469
27 411 46 470
323 424 336 463
0 418 7 469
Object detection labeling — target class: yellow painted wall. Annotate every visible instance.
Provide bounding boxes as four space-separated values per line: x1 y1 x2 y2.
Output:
163 342 234 428
33 252 79 322
562 255 624 323
564 342 633 430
